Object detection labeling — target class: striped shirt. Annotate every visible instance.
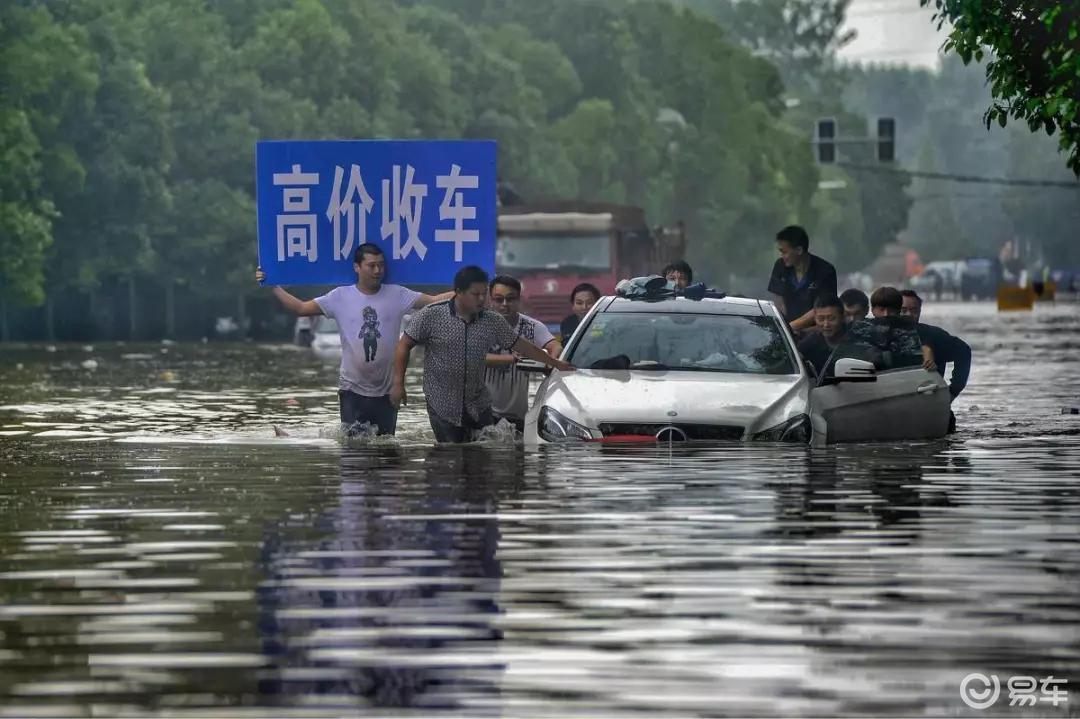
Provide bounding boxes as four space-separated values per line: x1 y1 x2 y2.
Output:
485 313 555 420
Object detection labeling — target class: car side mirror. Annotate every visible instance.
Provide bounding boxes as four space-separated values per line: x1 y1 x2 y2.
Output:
833 357 876 382
516 359 550 375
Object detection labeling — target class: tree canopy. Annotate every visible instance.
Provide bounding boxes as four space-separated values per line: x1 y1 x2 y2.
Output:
921 0 1080 175
9 0 1067 340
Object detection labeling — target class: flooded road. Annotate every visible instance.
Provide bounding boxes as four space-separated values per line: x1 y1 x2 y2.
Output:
1 302 1078 717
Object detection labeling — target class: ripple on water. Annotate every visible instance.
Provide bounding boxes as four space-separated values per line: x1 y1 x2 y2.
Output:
1 305 1079 715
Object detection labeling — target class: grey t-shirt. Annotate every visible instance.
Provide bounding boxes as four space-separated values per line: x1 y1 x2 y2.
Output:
404 301 519 426
485 313 555 420
315 284 420 396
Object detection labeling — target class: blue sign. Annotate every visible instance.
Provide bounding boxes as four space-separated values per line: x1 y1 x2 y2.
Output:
256 140 496 285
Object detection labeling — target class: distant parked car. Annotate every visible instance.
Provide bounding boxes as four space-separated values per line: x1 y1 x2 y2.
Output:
311 317 342 359
960 258 1000 300
910 260 965 299
293 316 316 347
1050 268 1080 294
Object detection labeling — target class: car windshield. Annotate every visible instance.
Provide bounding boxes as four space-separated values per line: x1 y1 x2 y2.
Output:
497 234 610 271
568 311 797 374
316 318 339 334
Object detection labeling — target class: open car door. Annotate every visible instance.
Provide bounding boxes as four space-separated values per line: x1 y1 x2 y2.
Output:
810 360 950 445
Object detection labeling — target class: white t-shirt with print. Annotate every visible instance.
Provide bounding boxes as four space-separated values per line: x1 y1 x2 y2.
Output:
315 284 420 397
484 313 555 420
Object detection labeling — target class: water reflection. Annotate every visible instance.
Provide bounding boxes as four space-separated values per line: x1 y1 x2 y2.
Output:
771 443 969 541
256 446 515 712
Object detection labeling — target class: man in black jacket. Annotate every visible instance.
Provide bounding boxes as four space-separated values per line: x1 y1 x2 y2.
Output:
797 295 847 378
901 289 971 433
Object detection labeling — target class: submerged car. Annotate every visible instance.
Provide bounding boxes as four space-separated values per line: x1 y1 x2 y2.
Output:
310 317 342 359
523 292 950 446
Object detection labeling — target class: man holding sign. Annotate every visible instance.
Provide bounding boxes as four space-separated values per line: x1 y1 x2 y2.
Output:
255 140 499 438
256 244 451 436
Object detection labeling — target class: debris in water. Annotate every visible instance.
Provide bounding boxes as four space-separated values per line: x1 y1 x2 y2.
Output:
81 359 98 370
1063 406 1080 415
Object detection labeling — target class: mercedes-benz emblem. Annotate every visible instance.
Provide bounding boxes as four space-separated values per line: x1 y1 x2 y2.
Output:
655 425 688 442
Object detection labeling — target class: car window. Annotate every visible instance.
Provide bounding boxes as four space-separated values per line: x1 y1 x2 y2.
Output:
568 312 796 374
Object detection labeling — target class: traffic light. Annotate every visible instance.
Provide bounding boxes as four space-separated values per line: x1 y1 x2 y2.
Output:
877 117 896 162
815 118 836 164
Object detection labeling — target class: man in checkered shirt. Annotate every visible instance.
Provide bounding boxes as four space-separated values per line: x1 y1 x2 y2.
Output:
392 266 575 443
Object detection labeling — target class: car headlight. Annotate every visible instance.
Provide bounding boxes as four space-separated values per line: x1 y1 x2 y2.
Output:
752 414 811 443
538 406 593 442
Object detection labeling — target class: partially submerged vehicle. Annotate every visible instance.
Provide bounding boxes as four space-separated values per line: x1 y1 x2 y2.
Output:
310 317 342 359
523 280 949 446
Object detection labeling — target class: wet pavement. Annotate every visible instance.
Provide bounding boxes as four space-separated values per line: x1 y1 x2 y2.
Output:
0 302 1077 716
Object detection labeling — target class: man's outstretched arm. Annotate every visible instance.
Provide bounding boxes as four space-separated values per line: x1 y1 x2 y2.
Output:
412 290 455 309
510 338 575 372
255 267 323 316
790 308 816 331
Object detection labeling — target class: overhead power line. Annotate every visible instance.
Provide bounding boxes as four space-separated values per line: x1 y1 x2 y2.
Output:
836 162 1080 189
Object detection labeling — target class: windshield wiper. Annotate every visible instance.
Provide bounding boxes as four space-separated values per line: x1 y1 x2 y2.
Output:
629 361 671 371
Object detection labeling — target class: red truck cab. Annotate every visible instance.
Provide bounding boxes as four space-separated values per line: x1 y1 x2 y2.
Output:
496 201 684 330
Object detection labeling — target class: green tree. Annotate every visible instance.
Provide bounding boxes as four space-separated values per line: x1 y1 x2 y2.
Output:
0 4 96 309
922 0 1080 175
40 0 171 338
684 0 912 275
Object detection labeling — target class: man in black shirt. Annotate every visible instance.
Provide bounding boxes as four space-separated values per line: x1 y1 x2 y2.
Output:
797 295 847 378
840 287 934 371
900 290 971 401
560 282 601 341
768 225 837 332
839 288 869 326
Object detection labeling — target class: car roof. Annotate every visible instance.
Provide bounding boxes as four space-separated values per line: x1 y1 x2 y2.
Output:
600 295 768 317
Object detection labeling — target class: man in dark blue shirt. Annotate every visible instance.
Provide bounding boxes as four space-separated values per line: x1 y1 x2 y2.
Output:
901 290 971 434
768 225 837 332
900 290 971 400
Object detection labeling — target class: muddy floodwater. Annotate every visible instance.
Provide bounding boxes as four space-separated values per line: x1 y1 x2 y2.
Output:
1 302 1078 717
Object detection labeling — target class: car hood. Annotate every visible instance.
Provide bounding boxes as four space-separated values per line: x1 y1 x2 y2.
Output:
538 369 807 431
